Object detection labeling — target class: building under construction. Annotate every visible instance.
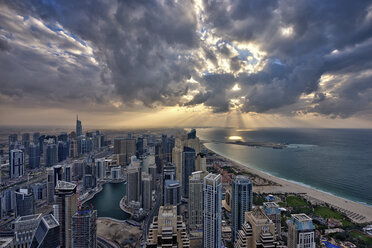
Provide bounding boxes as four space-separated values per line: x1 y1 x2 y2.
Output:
71 206 97 248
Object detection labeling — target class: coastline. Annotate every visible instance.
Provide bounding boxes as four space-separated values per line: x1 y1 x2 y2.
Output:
206 146 372 224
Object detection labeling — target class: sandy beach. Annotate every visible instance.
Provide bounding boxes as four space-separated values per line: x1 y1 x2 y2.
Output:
212 150 372 224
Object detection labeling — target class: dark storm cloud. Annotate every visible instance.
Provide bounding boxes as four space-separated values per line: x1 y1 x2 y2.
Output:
1 0 199 110
186 0 372 117
1 0 372 119
0 38 11 51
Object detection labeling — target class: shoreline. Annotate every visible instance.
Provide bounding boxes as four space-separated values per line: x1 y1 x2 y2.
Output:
206 146 372 224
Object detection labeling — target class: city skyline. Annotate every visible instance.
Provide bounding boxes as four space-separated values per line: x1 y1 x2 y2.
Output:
1 1 372 128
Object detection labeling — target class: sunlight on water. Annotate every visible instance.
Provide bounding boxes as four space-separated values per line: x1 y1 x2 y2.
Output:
228 136 243 141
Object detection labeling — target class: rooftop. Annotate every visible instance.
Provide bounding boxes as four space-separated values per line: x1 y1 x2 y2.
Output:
289 214 315 231
42 214 59 229
15 213 42 222
263 202 280 215
292 213 312 222
55 180 76 190
205 173 221 183
165 179 181 187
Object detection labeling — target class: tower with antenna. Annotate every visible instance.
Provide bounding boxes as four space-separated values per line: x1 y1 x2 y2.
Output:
76 115 82 137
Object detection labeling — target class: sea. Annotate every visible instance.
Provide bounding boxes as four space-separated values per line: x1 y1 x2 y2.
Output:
196 128 372 206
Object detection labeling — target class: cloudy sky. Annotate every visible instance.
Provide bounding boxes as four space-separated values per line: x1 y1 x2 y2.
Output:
1 0 372 128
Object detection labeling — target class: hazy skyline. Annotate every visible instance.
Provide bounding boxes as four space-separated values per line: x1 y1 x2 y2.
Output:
1 0 372 128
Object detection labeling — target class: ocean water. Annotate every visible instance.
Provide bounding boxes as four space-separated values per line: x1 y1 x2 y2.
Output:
197 128 372 206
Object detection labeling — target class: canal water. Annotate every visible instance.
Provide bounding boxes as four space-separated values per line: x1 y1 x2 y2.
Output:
84 182 130 220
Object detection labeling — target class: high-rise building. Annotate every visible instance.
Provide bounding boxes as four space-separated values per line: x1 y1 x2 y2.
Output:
126 164 141 204
114 138 136 165
71 207 97 248
9 133 18 145
161 134 174 163
195 152 207 172
287 214 315 248
95 158 106 180
55 181 78 248
189 171 207 231
53 165 63 186
10 149 24 178
203 173 222 248
2 189 15 215
142 173 152 211
172 137 185 184
58 133 68 143
22 133 30 154
30 214 60 248
33 133 40 145
148 164 157 191
64 165 72 182
234 207 277 248
76 115 82 137
15 188 35 217
44 143 58 167
29 143 40 169
46 168 55 205
110 167 121 180
182 147 195 198
58 142 68 162
232 175 253 243
146 205 190 248
155 143 162 173
69 139 78 158
163 163 176 181
164 179 181 207
31 182 47 201
136 137 144 157
14 213 42 248
263 202 281 238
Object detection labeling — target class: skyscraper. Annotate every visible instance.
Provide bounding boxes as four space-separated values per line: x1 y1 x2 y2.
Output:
189 171 207 232
14 213 42 248
64 165 72 182
182 146 195 198
10 149 24 178
30 214 60 248
126 164 141 204
55 181 78 248
76 115 82 137
148 163 157 191
234 207 277 248
136 137 144 157
95 158 106 180
9 133 18 145
22 133 30 154
15 188 35 217
33 132 40 145
46 168 55 205
232 175 253 243
44 143 58 167
141 173 152 211
146 205 190 248
69 139 78 158
164 179 181 207
114 138 136 165
29 143 40 169
287 214 315 248
71 207 97 248
203 173 222 248
58 141 68 162
263 202 281 238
